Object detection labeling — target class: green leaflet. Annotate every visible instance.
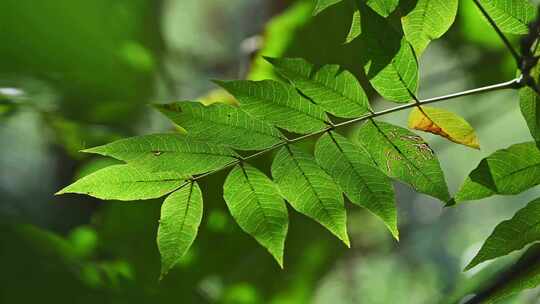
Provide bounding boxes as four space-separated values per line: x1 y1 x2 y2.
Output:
155 102 285 151
454 142 540 203
453 177 495 203
466 197 540 270
477 0 536 35
361 9 418 103
366 0 399 17
315 132 398 239
56 165 186 201
401 0 458 56
216 80 330 134
356 120 450 202
266 57 371 118
313 0 342 15
482 244 540 303
223 164 289 267
271 144 350 246
346 0 361 43
520 86 540 143
82 134 238 175
157 182 203 278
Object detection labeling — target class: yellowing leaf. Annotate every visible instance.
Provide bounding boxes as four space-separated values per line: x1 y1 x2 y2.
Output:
408 106 480 149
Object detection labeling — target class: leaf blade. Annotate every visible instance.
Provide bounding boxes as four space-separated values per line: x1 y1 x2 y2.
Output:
158 181 203 278
56 165 186 201
356 120 450 201
223 164 289 267
401 0 459 56
272 145 350 246
478 0 536 35
155 102 285 151
266 57 371 118
466 197 540 270
216 80 330 134
83 134 238 175
315 132 398 239
408 106 480 149
454 142 540 203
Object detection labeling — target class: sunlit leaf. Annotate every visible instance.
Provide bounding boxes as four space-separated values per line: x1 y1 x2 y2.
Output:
158 181 203 278
346 2 362 43
477 0 536 35
356 120 450 202
82 134 238 175
156 102 285 151
223 164 288 267
266 57 371 118
315 131 398 239
216 80 329 134
466 197 540 270
361 9 418 103
408 106 480 149
56 165 186 201
401 0 458 56
313 0 342 15
272 144 350 246
454 142 540 203
366 0 399 17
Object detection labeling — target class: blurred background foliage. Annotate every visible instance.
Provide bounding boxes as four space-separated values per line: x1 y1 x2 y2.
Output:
0 0 539 303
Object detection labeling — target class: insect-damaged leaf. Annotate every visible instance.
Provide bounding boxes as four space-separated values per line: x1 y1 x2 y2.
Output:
266 57 371 118
401 0 458 56
82 134 237 175
216 79 330 134
466 197 540 270
155 102 285 151
272 144 350 246
56 165 186 201
315 131 398 239
361 8 418 103
356 120 450 202
408 106 480 149
223 164 288 267
158 181 203 278
454 142 540 203
477 0 536 35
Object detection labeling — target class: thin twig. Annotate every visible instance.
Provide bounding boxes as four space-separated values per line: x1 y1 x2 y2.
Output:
472 0 521 64
188 77 521 184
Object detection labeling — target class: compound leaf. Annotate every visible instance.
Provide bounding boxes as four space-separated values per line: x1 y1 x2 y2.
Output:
477 0 536 35
315 131 398 239
266 57 371 118
216 80 329 134
402 0 459 56
455 142 540 203
223 164 289 267
156 102 285 151
408 106 480 149
82 134 237 175
158 181 203 278
466 197 540 270
56 165 186 201
272 144 350 246
357 120 450 202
